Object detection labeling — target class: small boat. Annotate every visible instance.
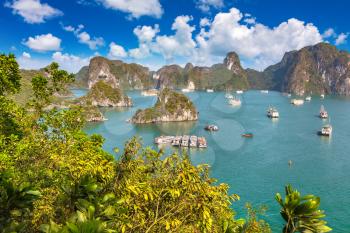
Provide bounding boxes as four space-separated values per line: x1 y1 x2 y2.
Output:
204 125 219 131
319 105 328 119
189 135 198 147
206 89 214 93
287 94 292 98
181 135 190 147
141 89 158 96
197 137 207 148
182 88 192 93
225 93 234 99
171 136 182 147
228 97 241 106
261 90 269 94
236 90 243 94
320 94 325 99
305 96 311 101
290 99 304 105
242 133 253 138
267 107 279 118
318 124 332 136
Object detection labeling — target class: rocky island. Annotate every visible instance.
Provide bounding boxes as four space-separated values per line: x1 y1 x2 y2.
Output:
131 88 198 124
80 80 132 107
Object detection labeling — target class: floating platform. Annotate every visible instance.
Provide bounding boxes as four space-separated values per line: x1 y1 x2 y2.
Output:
155 135 207 148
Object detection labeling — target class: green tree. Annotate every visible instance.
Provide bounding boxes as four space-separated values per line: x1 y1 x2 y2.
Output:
0 54 21 96
242 203 271 233
276 185 332 233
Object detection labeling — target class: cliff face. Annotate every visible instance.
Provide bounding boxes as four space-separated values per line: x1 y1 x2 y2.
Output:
76 57 154 90
247 43 350 95
80 81 132 107
131 88 198 124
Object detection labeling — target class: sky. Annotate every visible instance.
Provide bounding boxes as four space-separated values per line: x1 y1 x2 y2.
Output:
0 0 349 73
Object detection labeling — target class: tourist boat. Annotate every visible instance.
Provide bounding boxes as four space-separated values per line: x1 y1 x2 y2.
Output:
204 125 219 131
290 99 304 105
154 136 175 144
320 94 325 99
197 137 207 148
225 93 234 99
242 133 253 138
229 97 241 106
206 89 214 93
305 96 312 101
287 93 292 98
318 124 332 136
261 90 269 94
236 90 243 94
171 136 182 147
267 107 279 118
181 135 190 147
319 105 328 119
182 88 192 93
189 135 198 147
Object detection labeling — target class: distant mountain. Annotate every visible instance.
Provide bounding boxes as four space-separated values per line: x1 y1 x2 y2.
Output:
247 43 350 95
75 52 250 91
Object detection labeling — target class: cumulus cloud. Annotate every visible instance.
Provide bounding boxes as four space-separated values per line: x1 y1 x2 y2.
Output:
195 0 224 12
335 33 348 45
200 18 210 27
98 0 163 19
22 52 31 59
5 0 62 24
108 42 127 58
23 33 61 52
52 52 91 73
61 23 104 50
322 28 336 38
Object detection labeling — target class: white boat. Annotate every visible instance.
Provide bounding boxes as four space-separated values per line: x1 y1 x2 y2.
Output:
206 89 214 93
319 124 332 136
181 135 190 147
290 99 304 105
287 94 292 98
305 96 312 101
141 89 158 96
267 107 279 118
261 90 269 94
182 88 192 93
225 93 234 99
205 125 219 131
319 105 328 119
154 136 175 144
189 135 197 147
229 98 241 106
236 90 243 94
320 94 325 99
171 136 182 146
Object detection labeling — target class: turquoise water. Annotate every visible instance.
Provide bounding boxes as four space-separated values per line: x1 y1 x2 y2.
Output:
81 90 350 232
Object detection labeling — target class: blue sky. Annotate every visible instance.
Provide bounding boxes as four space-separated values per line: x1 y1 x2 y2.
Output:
0 0 349 72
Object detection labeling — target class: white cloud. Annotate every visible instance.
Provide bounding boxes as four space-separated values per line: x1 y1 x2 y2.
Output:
108 42 127 58
17 56 50 70
22 52 31 58
5 0 62 24
244 17 256 25
322 28 336 38
195 0 224 12
335 33 348 45
200 18 210 27
98 0 163 18
133 24 159 42
61 24 104 50
23 33 61 52
195 8 323 69
52 52 91 73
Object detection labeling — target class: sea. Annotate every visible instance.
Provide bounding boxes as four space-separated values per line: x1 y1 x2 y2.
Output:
72 89 350 232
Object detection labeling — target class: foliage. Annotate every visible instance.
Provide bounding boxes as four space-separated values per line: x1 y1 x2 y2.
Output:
276 185 332 233
241 203 271 233
0 54 21 96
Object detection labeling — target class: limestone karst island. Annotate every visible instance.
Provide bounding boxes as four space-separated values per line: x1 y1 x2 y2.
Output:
2 0 350 232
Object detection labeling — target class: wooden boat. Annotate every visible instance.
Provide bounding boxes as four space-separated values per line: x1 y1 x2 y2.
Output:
242 133 254 138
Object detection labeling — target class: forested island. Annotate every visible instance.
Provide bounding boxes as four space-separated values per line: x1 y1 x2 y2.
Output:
0 54 332 233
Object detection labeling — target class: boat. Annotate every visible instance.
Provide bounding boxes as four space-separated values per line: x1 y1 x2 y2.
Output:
189 135 198 147
171 136 182 147
197 137 207 148
305 96 312 101
320 94 325 99
206 89 214 93
242 133 253 138
182 88 192 93
228 97 241 106
287 94 292 98
204 125 219 131
319 105 328 119
267 107 279 118
236 90 243 94
261 90 269 94
225 93 234 99
290 99 304 105
181 135 190 147
141 89 158 96
154 136 175 144
318 124 332 136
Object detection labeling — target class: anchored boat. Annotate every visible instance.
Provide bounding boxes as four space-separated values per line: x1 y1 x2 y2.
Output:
267 107 279 118
319 105 328 119
204 125 219 131
318 124 332 136
291 99 304 105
